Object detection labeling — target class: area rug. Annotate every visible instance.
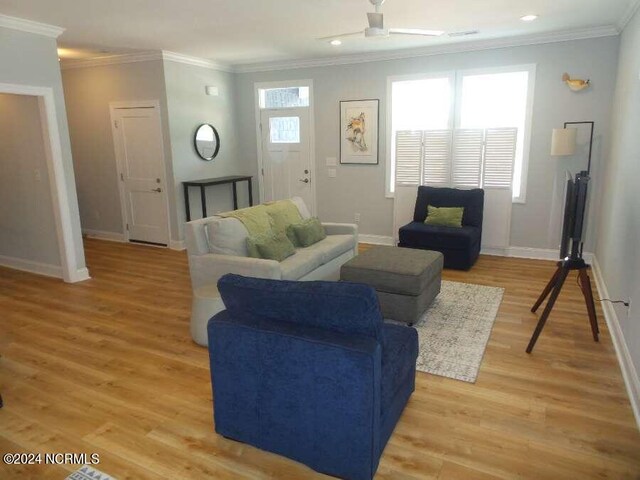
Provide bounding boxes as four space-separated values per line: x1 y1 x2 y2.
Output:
398 280 504 383
66 465 116 480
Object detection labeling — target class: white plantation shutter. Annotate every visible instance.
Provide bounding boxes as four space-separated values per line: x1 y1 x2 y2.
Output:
395 130 423 186
452 129 483 188
422 130 452 186
394 128 516 189
483 128 517 188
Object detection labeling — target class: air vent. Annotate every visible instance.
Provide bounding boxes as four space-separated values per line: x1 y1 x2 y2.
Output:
448 30 479 37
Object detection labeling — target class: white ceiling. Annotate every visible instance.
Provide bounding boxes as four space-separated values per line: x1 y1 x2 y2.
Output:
0 0 635 68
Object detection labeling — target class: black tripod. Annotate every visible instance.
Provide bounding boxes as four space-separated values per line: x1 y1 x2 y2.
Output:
526 254 599 353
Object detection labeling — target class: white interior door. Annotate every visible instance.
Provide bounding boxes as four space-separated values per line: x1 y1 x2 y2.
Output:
111 104 169 246
260 108 314 213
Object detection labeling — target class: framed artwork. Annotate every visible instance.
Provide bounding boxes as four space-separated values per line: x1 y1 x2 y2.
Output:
340 99 379 165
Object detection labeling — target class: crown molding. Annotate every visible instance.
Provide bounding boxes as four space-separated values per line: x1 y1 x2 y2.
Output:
232 25 620 74
60 51 163 70
0 14 64 38
618 0 640 31
161 51 233 72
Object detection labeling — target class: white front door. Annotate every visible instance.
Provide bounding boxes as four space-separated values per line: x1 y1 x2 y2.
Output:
111 104 169 246
260 108 314 213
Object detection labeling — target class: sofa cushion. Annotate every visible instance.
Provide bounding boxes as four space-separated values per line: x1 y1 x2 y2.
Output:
217 274 385 344
265 200 303 235
290 196 311 219
413 186 484 228
399 221 481 250
305 234 356 264
381 323 419 416
280 247 324 280
206 217 249 256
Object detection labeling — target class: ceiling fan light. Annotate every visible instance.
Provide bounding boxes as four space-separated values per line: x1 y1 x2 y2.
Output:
520 14 538 22
330 39 342 46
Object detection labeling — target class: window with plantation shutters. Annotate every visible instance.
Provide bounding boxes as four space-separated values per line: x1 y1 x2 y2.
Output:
394 127 517 190
483 128 518 188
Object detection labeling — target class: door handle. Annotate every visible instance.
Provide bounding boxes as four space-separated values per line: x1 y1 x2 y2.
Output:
299 178 309 184
152 187 162 192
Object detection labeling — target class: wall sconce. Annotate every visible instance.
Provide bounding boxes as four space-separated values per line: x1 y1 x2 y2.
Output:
205 86 219 96
562 73 590 92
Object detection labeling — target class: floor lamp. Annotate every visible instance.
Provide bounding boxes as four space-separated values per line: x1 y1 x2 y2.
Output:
526 121 599 353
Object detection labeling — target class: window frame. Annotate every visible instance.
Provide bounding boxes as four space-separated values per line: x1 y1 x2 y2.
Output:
386 64 536 203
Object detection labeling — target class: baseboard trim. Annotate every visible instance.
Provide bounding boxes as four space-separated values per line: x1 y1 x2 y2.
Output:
359 234 395 246
169 240 186 251
591 257 640 430
69 267 91 283
0 254 62 278
82 229 126 243
482 246 594 263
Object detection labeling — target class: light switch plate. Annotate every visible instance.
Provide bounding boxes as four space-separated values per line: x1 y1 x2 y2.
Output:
328 168 337 178
326 157 337 166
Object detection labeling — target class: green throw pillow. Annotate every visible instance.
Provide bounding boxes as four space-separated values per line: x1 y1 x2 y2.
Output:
425 205 464 228
285 224 302 247
246 232 295 262
291 217 326 247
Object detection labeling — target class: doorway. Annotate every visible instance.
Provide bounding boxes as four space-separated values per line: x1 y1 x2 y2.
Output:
0 83 88 283
255 81 316 214
110 101 170 246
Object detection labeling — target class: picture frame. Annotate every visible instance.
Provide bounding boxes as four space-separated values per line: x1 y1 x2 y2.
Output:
340 99 379 165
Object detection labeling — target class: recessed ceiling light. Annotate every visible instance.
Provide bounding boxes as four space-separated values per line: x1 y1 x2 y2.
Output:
330 39 342 46
521 14 538 22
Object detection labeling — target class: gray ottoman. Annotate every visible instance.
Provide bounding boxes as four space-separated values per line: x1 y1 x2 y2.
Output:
340 246 443 325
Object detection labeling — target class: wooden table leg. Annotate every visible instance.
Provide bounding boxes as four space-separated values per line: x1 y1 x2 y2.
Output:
232 182 238 210
184 184 191 222
248 178 253 206
200 186 207 218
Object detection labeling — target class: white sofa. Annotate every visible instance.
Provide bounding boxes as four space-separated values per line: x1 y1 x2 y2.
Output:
184 197 358 345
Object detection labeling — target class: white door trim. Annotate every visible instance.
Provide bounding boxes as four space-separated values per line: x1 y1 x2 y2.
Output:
109 100 171 245
253 79 317 215
0 82 89 283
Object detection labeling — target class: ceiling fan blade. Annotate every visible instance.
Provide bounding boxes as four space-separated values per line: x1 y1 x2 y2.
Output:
388 28 445 37
367 12 384 29
317 31 364 41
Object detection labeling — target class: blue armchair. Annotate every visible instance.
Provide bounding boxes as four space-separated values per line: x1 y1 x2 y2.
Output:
398 186 485 270
208 274 419 480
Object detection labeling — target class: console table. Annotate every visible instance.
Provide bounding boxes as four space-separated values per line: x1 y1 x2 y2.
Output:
183 175 253 221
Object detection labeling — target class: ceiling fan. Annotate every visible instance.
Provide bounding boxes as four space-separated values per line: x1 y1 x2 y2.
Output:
319 0 445 42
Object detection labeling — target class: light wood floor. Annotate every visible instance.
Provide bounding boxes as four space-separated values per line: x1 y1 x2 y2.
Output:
1 239 639 480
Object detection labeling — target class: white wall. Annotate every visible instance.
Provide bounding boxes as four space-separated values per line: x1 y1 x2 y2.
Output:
234 36 620 250
0 93 60 266
162 61 245 240
595 9 640 395
0 26 86 276
62 60 175 239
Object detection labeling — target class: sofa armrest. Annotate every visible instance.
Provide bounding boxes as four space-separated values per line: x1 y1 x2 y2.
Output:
322 222 358 237
189 253 281 290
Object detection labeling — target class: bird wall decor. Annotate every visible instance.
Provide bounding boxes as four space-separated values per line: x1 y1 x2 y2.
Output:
562 73 590 92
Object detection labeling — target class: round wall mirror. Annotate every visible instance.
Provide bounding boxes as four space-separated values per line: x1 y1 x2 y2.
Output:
194 124 220 161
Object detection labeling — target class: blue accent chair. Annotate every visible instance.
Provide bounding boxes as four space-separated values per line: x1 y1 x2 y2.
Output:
398 186 485 270
208 274 419 480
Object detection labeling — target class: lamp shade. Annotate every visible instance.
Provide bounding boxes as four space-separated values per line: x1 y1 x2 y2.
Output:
551 128 577 156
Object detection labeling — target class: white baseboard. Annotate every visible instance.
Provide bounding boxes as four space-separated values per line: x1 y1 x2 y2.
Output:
482 245 594 263
82 229 125 243
68 267 91 283
169 240 186 251
0 254 62 278
591 257 640 430
359 234 395 246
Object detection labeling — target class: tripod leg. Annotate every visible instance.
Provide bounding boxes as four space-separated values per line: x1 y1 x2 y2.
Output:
526 267 570 353
579 268 599 341
531 266 562 313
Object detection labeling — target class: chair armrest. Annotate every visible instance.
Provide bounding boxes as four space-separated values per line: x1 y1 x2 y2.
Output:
189 253 281 290
322 222 358 237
